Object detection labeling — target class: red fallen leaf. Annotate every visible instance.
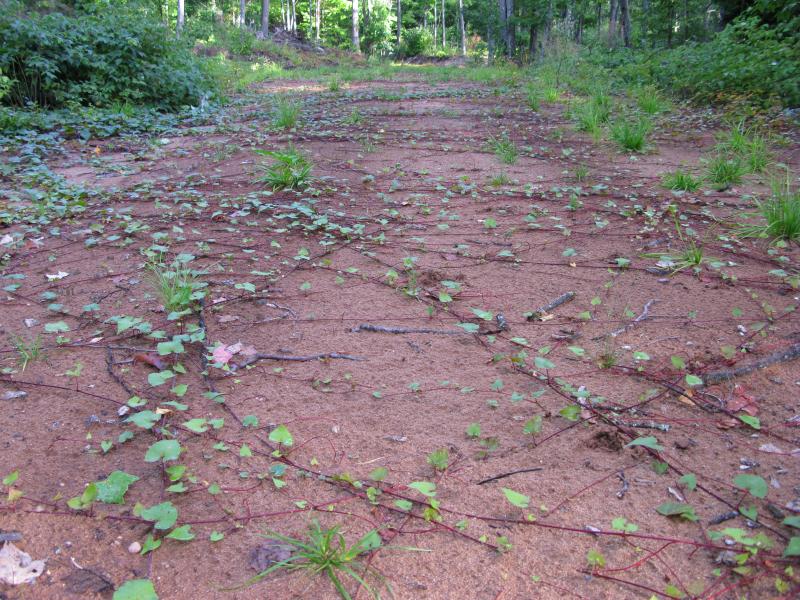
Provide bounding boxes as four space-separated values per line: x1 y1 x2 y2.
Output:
133 353 167 370
728 384 758 416
716 417 740 430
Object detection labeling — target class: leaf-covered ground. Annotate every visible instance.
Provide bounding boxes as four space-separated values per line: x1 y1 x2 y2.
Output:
1 68 800 599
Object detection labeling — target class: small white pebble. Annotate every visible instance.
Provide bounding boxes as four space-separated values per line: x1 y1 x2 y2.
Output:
127 541 141 554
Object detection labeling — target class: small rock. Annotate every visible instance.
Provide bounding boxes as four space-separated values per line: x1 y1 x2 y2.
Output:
739 457 758 470
766 503 785 519
385 435 407 443
715 551 738 566
1 391 27 401
127 542 141 554
249 540 292 572
674 437 692 450
785 499 800 514
23 319 38 328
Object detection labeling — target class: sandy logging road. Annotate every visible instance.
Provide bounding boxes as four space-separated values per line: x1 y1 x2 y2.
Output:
1 74 799 599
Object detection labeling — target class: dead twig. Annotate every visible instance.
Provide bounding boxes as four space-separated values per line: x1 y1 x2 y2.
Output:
597 299 657 339
702 342 800 386
527 291 576 321
350 323 466 335
476 467 544 485
616 471 629 499
230 352 365 371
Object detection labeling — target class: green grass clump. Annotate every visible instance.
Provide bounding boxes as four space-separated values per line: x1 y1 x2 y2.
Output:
611 118 650 152
738 172 800 242
715 121 771 174
574 91 612 139
255 145 313 190
635 85 667 115
239 520 388 599
525 86 541 111
706 154 746 190
147 262 207 313
272 97 301 129
10 335 43 371
662 169 701 192
486 134 518 165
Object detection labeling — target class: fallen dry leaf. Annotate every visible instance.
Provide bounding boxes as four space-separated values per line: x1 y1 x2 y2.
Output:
728 384 758 416
0 542 45 585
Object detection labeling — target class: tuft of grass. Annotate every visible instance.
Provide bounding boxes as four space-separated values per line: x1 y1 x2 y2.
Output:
486 134 518 165
662 169 701 192
737 171 800 242
272 97 301 129
525 86 541 111
239 520 388 599
344 108 363 125
705 154 746 190
715 121 771 174
255 145 313 191
611 118 650 152
10 334 43 371
488 172 512 187
328 78 342 92
574 164 589 182
543 87 561 103
147 262 207 314
635 85 667 115
574 92 612 139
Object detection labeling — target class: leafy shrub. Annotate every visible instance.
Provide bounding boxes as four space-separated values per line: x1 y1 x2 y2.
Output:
582 16 800 108
400 28 434 58
0 4 209 109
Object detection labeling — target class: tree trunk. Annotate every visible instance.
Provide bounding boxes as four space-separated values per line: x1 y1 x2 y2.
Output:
544 0 553 46
608 0 618 46
458 0 466 55
240 0 246 27
575 14 583 43
290 0 296 32
620 0 631 47
261 0 270 36
528 22 537 59
177 0 185 34
441 0 446 48
503 0 514 56
433 0 438 48
315 0 321 41
351 0 360 52
396 0 401 47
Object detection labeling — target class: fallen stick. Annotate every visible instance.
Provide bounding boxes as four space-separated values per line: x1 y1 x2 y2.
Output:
350 323 466 335
230 352 365 371
703 342 800 386
616 471 629 499
595 298 657 339
614 420 670 432
476 467 544 485
527 291 576 321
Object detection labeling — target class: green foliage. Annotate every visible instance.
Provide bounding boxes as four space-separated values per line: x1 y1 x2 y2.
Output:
240 520 386 599
0 4 208 109
255 146 313 191
427 447 450 471
400 28 433 58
